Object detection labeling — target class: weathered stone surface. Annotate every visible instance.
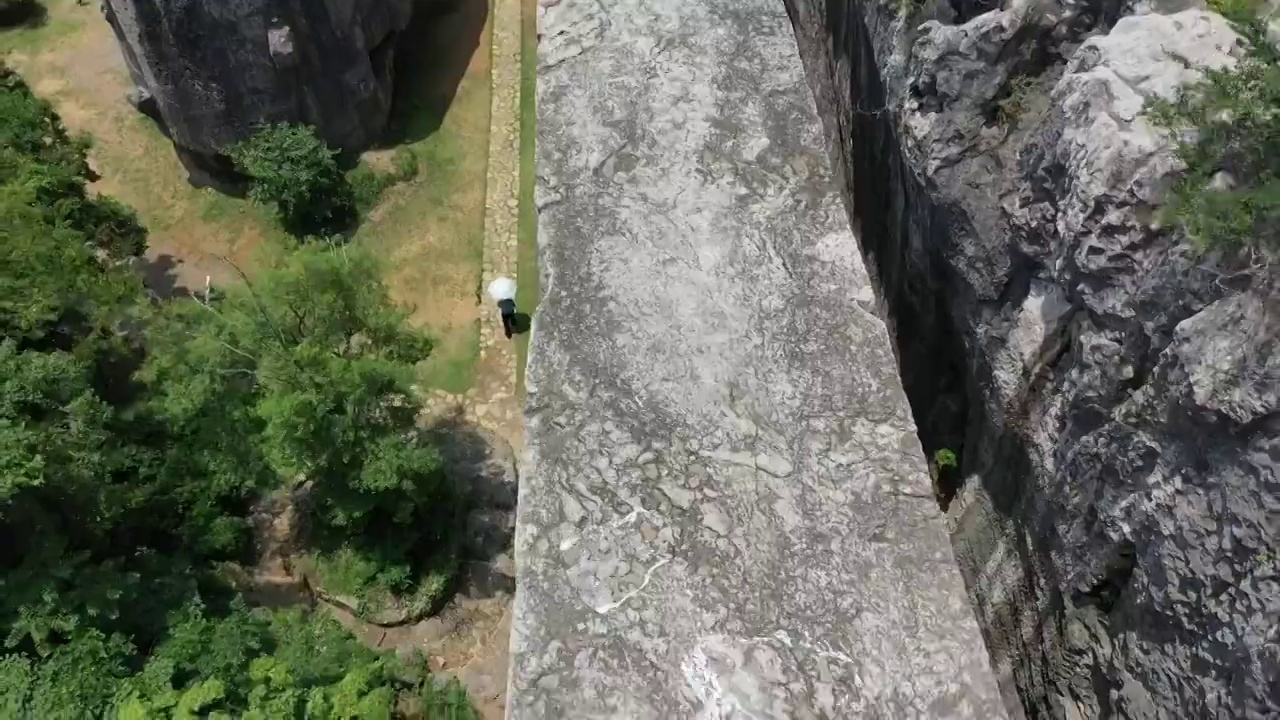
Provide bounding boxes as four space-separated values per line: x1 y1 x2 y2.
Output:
101 0 413 187
509 0 1006 717
788 1 1279 718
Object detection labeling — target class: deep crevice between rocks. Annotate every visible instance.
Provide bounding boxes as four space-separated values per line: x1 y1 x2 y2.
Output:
786 1 1072 714
804 1 994 512
786 2 1280 717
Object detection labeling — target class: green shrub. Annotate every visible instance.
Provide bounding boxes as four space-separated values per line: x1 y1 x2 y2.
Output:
1146 1 1279 251
348 162 395 213
934 448 958 472
0 67 88 176
313 546 411 599
1 67 146 261
392 148 419 182
227 124 354 237
1 76 475 719
419 677 480 720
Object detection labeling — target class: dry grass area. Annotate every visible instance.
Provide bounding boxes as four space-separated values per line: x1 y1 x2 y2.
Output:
1 0 491 393
360 0 492 393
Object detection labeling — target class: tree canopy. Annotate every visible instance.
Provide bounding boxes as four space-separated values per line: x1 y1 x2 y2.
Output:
0 66 473 718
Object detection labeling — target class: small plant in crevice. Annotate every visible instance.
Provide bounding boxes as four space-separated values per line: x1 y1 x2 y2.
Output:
934 448 959 472
931 447 962 510
995 73 1040 129
1145 0 1279 252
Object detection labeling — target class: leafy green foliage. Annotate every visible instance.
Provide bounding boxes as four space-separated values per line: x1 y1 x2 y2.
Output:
228 124 356 237
109 604 401 718
3 603 428 719
1146 1 1280 250
145 245 456 605
0 174 140 346
146 246 441 532
1 67 146 260
934 448 959 472
394 148 420 182
1 67 145 347
0 68 86 174
420 677 480 720
0 66 251 679
0 629 136 718
1 71 473 717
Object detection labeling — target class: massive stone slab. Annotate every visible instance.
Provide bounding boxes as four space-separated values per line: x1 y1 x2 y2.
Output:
508 0 1006 716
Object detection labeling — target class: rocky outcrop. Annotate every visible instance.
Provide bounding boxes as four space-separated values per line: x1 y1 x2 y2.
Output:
101 0 414 187
787 1 1278 717
511 0 1006 716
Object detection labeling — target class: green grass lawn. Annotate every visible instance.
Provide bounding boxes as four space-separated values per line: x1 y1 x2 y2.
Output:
353 1 492 395
515 0 539 397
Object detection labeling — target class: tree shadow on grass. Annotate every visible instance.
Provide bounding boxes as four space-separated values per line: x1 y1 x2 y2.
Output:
423 412 518 600
380 0 490 147
135 253 193 300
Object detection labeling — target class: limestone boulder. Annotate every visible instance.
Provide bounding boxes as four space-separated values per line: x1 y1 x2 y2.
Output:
101 0 415 187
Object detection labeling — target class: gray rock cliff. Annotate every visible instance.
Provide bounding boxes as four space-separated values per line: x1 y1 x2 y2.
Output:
510 0 1006 716
101 0 414 187
786 0 1278 717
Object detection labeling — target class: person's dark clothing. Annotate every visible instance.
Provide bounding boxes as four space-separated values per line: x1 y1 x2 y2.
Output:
498 298 517 338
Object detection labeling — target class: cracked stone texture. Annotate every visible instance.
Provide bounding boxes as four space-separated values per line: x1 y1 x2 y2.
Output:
787 1 1279 718
507 0 1006 717
102 0 412 186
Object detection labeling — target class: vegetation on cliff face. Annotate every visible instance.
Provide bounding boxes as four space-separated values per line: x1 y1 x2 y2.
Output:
0 67 472 717
1148 0 1280 251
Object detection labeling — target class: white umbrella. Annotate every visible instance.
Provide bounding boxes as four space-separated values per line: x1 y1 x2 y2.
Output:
487 276 517 302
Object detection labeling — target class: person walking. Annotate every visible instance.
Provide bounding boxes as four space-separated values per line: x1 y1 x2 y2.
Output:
486 276 518 339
